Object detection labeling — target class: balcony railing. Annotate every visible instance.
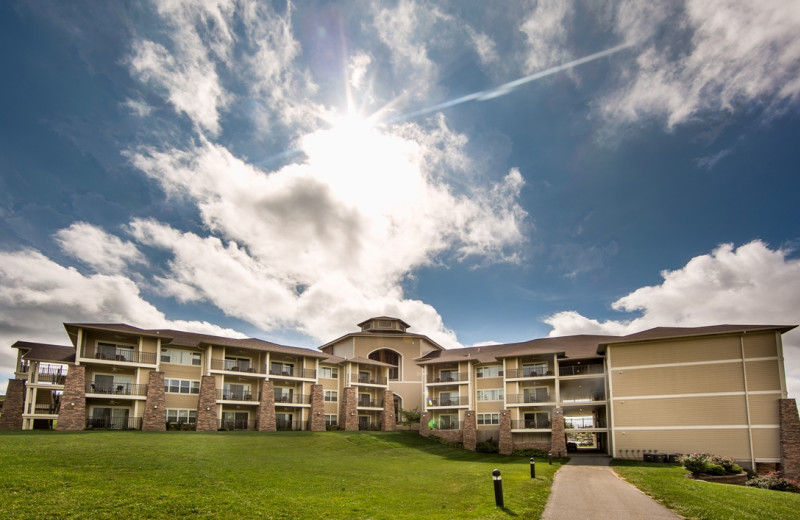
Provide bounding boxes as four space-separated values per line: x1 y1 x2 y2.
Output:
86 416 143 430
18 363 30 373
30 403 60 415
85 382 148 396
274 394 310 405
558 364 604 377
217 390 259 401
276 420 307 431
505 368 553 379
430 420 461 430
426 372 468 384
507 393 551 404
33 368 67 385
426 396 467 406
210 359 265 374
511 419 552 429
561 393 606 403
357 398 383 408
81 347 156 365
351 374 387 385
358 422 381 431
566 417 606 429
270 367 316 379
219 419 258 431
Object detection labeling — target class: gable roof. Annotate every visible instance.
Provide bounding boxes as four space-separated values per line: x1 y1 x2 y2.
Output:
597 324 797 353
12 341 75 363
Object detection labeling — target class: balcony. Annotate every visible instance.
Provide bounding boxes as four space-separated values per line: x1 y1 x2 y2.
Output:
558 364 604 377
565 417 606 429
351 374 387 385
86 416 143 430
31 367 67 385
216 390 259 402
357 398 383 408
81 347 156 365
511 419 552 430
561 393 606 403
274 394 310 405
269 367 316 379
505 368 553 379
426 372 468 384
429 420 461 430
426 396 467 407
211 359 265 374
85 382 148 397
219 419 258 431
29 403 60 415
507 393 551 404
358 422 381 431
276 420 307 431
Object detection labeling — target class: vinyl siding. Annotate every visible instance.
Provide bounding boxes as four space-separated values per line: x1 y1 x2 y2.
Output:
747 394 781 425
615 428 751 461
752 427 780 459
745 359 782 391
609 336 740 367
743 332 778 358
613 395 747 427
611 362 744 397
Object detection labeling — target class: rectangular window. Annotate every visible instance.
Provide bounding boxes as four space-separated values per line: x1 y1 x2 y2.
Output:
271 362 294 376
166 409 197 424
274 387 294 403
222 383 250 400
476 389 504 401
523 362 548 377
320 366 338 378
477 413 500 425
164 379 200 394
325 414 337 427
161 348 201 366
324 390 338 402
476 366 503 378
97 342 134 361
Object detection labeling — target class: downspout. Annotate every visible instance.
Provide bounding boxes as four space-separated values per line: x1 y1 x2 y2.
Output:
741 335 756 471
607 347 616 458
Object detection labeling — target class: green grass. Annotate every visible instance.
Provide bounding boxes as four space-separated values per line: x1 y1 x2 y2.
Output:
611 459 800 520
0 431 560 519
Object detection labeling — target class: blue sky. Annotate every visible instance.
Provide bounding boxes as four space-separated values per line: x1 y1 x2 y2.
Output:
1 1 799 396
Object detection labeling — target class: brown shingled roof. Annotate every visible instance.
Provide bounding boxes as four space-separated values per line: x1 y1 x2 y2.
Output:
597 324 797 353
13 341 75 363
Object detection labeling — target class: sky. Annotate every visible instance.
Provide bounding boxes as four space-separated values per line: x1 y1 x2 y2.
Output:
1 1 799 398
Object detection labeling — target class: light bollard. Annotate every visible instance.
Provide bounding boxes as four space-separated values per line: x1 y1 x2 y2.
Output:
548 451 552 465
530 457 535 478
492 468 504 508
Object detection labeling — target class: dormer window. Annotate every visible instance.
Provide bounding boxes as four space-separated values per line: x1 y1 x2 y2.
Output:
378 320 393 329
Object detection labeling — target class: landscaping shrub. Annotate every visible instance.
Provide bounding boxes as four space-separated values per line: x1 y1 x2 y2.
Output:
476 438 499 454
511 448 549 458
679 453 743 476
746 471 800 493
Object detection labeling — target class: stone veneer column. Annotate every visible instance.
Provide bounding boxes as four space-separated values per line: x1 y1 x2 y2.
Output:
779 398 800 480
310 384 325 432
549 407 567 457
195 375 218 431
499 409 512 455
419 411 431 438
142 371 166 431
57 365 86 431
341 387 358 431
0 379 26 430
462 410 477 451
257 379 276 431
381 389 396 431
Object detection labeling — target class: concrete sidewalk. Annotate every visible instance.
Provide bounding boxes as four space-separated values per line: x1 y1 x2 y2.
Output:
541 455 680 520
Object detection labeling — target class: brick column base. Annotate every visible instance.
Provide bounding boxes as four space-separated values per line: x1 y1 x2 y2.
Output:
381 389 396 431
142 371 166 431
257 380 276 431
341 387 358 431
310 384 325 431
463 411 477 451
550 407 567 457
780 398 800 480
57 365 86 431
0 379 26 430
195 376 218 431
499 409 512 455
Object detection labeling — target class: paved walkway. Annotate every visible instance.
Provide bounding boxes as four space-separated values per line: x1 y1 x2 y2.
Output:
541 454 680 520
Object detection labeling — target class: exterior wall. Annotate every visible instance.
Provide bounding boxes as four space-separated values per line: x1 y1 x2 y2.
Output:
257 380 276 431
341 387 358 431
142 371 166 431
780 399 800 480
195 375 218 431
310 384 325 431
0 379 26 430
56 365 86 431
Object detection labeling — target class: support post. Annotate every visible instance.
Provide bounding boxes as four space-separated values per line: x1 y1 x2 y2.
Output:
492 469 504 508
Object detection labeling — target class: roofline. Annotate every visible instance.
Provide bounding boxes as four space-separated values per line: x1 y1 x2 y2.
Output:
318 331 445 352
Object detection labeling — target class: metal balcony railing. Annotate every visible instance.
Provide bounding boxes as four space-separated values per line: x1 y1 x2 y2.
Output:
274 394 310 405
31 403 60 415
430 420 461 430
218 419 258 431
358 422 381 431
558 364 604 377
357 398 383 408
426 372 468 383
210 358 265 373
81 347 156 364
276 420 307 431
511 420 552 429
351 374 387 385
426 396 467 406
86 416 143 430
34 367 67 384
18 363 30 373
507 393 551 404
85 382 148 396
505 368 553 378
216 390 259 401
270 367 316 379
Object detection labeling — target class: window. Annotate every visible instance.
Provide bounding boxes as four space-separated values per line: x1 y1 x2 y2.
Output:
225 356 251 371
167 409 196 424
477 413 500 425
523 362 548 377
477 366 503 378
161 348 201 366
320 366 338 379
96 342 134 361
164 379 200 394
325 414 337 427
476 389 504 401
274 387 294 403
324 390 338 402
221 411 249 430
222 383 250 400
271 362 294 376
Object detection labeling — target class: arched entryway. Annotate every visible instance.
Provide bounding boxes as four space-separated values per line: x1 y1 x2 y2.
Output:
368 349 401 381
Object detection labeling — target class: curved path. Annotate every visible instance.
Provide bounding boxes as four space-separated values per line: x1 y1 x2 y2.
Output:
541 454 680 520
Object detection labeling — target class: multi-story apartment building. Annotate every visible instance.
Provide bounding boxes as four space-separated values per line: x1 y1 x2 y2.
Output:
2 317 799 477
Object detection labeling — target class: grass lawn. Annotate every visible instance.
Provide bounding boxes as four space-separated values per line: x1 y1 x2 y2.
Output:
611 459 800 520
0 431 560 519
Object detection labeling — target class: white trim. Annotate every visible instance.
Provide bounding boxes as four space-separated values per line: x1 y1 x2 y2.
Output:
614 424 779 431
612 390 782 401
612 356 779 372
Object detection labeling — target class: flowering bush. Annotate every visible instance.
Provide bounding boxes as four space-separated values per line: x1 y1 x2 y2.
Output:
745 471 800 493
679 453 743 476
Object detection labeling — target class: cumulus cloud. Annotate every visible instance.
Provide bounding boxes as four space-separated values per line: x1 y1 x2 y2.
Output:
55 222 146 273
603 0 800 127
545 240 800 398
519 0 574 73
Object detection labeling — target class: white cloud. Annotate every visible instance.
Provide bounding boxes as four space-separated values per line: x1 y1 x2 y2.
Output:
545 240 800 399
0 249 246 393
603 0 800 127
519 0 574 73
465 26 499 66
55 222 146 273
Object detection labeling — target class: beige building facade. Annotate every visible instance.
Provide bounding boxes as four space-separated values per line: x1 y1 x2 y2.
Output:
2 317 798 476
